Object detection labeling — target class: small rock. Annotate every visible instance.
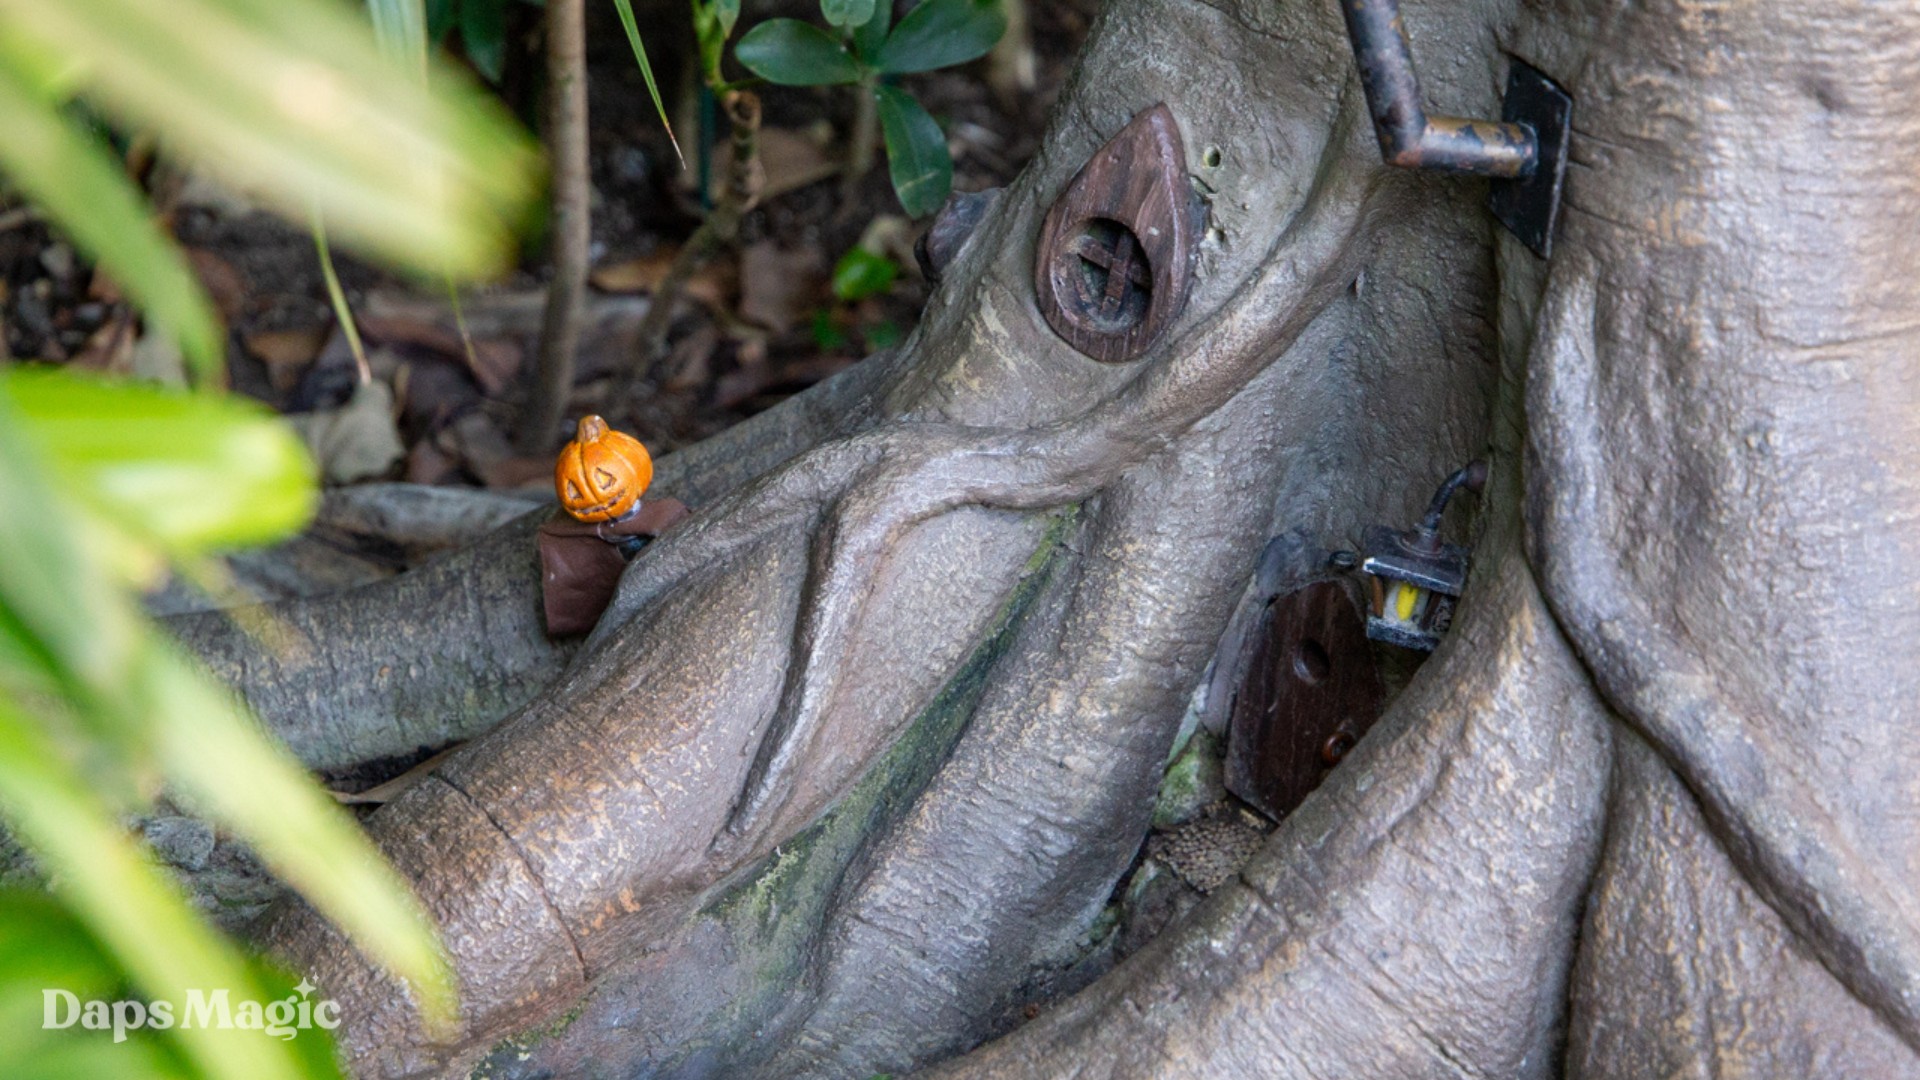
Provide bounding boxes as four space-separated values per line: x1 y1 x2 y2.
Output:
38 244 76 282
142 816 216 871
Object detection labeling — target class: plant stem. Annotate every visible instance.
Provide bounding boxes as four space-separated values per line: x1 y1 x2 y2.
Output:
311 209 371 385
628 90 761 389
987 0 1036 108
521 0 591 455
842 75 880 209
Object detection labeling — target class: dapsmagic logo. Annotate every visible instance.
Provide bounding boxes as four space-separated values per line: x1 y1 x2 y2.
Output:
42 979 342 1043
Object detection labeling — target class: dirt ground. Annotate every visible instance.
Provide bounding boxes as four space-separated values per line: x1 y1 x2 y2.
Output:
0 0 1097 491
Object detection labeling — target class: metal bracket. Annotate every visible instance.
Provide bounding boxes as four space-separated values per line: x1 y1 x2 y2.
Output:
1487 61 1572 258
1338 0 1573 257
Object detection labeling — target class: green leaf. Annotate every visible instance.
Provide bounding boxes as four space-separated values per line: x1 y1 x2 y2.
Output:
0 376 451 1035
0 891 198 1080
735 19 864 86
0 59 225 381
864 318 903 349
0 697 321 1080
875 84 950 217
810 309 849 351
872 0 1005 74
832 246 900 301
366 0 428 75
851 0 892 62
142 644 458 1031
4 369 319 558
425 0 459 43
612 0 683 165
821 0 876 29
0 0 539 277
0 21 86 99
458 0 506 82
0 382 146 715
711 0 741 38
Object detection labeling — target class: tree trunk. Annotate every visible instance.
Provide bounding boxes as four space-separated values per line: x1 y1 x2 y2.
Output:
520 0 591 455
189 0 1920 1076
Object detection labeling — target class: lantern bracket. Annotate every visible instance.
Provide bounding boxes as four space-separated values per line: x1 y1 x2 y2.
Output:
1338 0 1573 257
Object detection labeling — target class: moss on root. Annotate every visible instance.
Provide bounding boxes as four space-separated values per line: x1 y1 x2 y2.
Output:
476 509 1077 1076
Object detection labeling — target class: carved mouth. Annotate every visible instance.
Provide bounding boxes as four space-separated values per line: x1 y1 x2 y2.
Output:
574 495 643 523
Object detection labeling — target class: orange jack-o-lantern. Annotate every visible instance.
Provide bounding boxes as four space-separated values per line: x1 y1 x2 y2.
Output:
554 415 653 523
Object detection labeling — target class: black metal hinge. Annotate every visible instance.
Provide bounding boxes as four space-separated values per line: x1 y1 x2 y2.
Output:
1338 0 1572 257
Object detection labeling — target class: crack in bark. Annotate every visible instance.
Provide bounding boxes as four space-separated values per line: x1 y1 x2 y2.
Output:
431 772 591 981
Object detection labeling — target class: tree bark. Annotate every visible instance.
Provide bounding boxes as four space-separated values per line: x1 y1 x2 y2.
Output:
192 0 1920 1076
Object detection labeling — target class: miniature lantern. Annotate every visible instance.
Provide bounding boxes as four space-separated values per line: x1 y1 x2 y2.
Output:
554 415 653 524
1360 460 1487 651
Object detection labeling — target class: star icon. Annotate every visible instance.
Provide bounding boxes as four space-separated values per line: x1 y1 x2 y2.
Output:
295 979 316 997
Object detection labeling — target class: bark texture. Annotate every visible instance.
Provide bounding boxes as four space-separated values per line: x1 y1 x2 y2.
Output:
177 0 1920 1076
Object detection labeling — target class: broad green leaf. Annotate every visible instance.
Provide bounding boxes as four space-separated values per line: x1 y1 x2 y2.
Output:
0 0 539 277
4 369 319 558
366 0 428 75
0 22 85 99
141 645 457 1030
0 387 144 721
851 0 892 62
612 0 682 164
0 60 224 381
872 0 1005 74
831 247 899 301
875 85 950 217
459 0 506 83
0 374 449 1033
0 891 196 1080
425 0 459 43
821 0 876 29
735 20 864 86
0 697 322 1080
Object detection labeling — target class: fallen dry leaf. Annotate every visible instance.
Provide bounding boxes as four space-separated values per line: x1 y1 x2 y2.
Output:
739 242 829 335
715 353 851 410
405 439 460 485
396 359 482 440
69 316 136 372
589 249 733 311
364 288 654 383
707 125 839 203
439 410 550 489
479 456 553 491
288 379 405 485
357 313 522 396
245 326 331 393
185 247 247 323
130 331 189 388
662 323 721 393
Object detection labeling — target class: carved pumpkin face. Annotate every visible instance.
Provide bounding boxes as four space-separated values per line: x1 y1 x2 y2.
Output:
554 415 653 523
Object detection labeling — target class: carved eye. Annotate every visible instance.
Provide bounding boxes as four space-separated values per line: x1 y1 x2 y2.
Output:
553 415 655 523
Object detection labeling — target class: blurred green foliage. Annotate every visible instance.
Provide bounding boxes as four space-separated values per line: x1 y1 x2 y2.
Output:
425 0 547 84
0 0 544 1074
831 246 900 302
